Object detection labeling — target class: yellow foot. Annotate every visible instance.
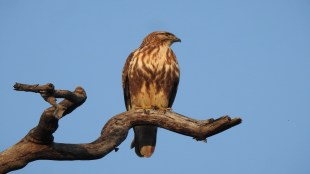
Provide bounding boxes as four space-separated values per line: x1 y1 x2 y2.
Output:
134 106 172 114
134 106 153 110
134 106 153 114
153 106 172 112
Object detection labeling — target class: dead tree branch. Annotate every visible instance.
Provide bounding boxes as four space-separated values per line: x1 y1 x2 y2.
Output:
0 83 242 173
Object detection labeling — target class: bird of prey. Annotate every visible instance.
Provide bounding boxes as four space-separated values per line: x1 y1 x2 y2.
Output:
122 31 181 157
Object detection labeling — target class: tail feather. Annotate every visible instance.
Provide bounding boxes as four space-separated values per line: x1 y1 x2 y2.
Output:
131 126 157 158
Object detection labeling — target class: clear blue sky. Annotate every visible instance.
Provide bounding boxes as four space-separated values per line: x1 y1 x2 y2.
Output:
1 0 309 173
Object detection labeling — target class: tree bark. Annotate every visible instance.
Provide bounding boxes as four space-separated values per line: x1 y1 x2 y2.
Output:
0 83 242 173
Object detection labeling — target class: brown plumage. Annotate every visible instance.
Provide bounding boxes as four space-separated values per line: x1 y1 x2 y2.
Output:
122 31 181 157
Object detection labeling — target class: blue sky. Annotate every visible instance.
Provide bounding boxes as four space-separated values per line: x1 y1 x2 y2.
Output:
1 0 309 173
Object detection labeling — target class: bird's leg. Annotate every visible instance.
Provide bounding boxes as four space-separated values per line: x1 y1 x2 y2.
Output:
134 106 153 114
151 106 172 114
162 107 171 114
135 106 172 114
135 106 153 110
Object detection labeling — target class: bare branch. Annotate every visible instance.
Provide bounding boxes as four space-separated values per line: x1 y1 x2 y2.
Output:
0 83 241 173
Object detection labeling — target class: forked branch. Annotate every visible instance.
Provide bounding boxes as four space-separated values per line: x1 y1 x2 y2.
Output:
0 83 242 173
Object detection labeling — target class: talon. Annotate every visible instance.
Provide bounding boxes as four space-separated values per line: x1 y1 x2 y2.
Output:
166 107 172 111
134 106 172 113
158 107 172 112
135 106 152 110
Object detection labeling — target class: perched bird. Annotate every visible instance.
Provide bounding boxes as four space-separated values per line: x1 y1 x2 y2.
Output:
122 31 181 157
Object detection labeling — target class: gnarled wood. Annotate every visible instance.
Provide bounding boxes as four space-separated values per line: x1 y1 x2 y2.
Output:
0 83 242 174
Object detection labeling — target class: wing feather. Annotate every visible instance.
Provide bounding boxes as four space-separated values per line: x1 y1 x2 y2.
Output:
168 78 179 108
122 52 134 111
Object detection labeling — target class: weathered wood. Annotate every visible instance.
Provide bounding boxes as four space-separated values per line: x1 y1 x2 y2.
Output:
0 83 242 173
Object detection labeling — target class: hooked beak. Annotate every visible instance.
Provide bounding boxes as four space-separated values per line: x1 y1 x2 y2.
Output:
173 37 181 43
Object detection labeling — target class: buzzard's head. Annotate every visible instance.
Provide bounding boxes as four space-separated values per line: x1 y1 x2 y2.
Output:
140 31 181 47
